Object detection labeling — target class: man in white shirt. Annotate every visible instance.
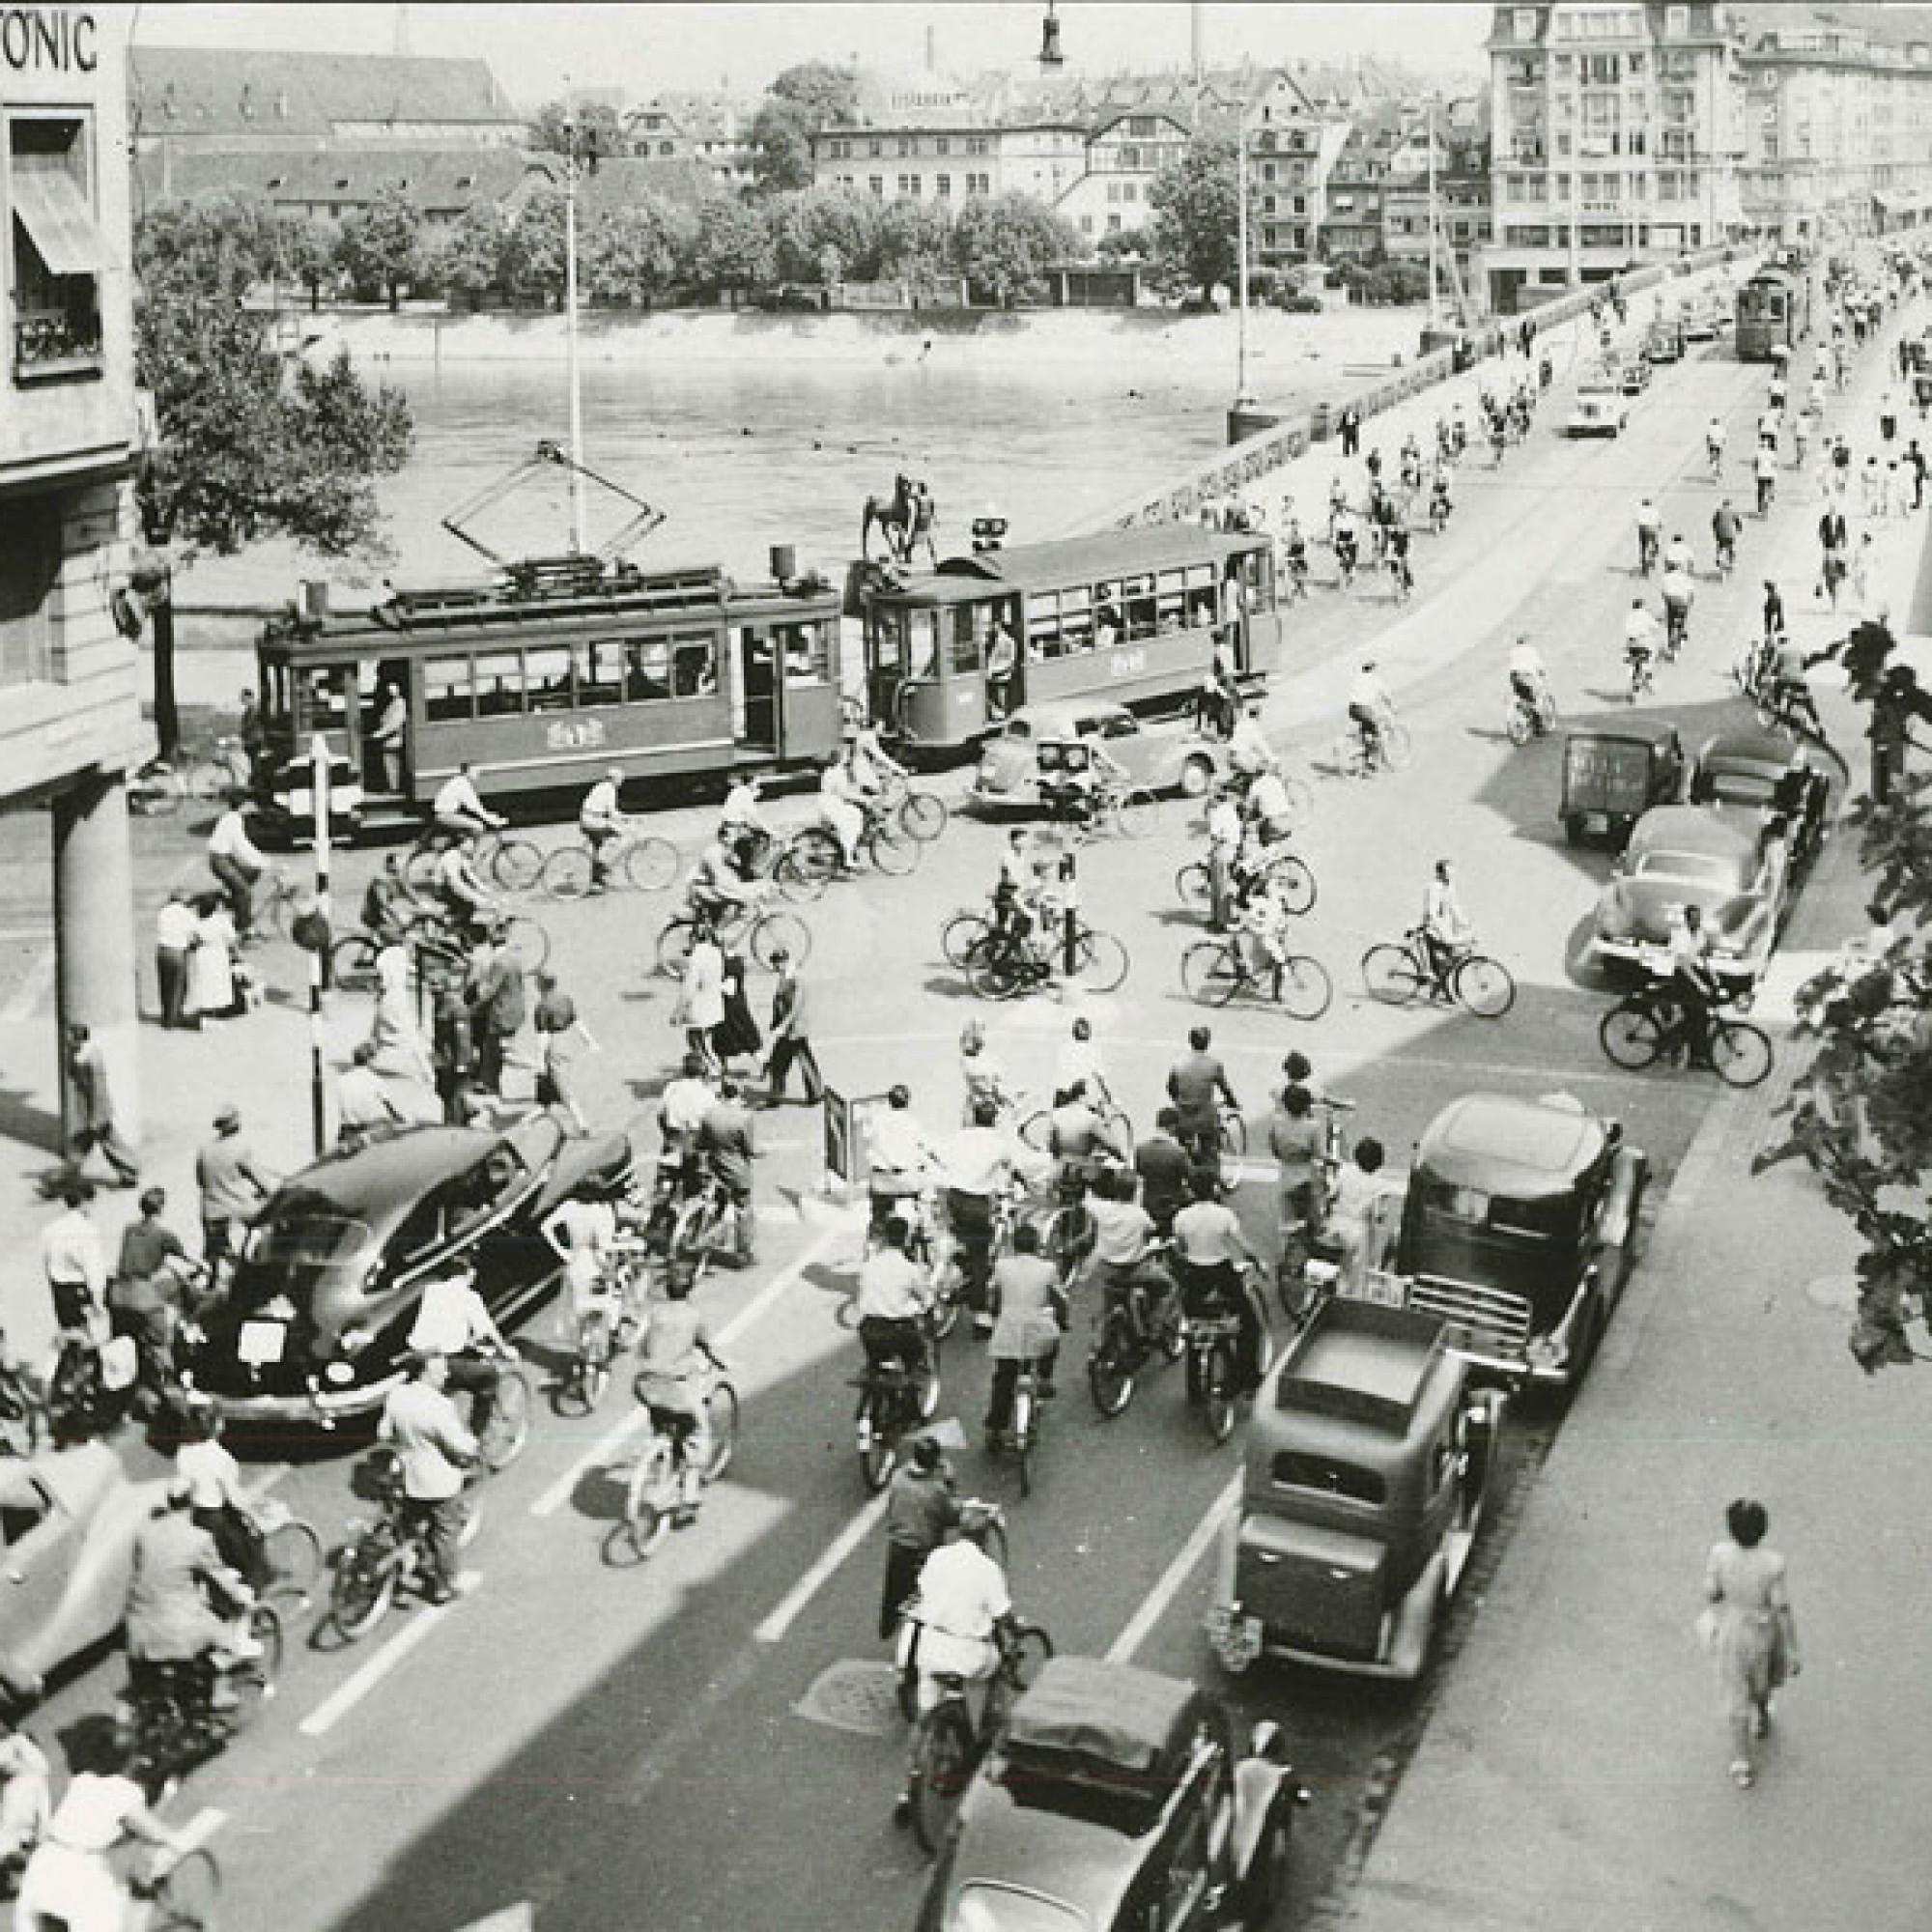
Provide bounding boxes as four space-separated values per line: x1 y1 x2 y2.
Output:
407 1262 511 1440
1661 560 1694 649
867 1085 938 1234
719 774 767 867
855 1215 934 1389
207 801 269 940
433 838 495 930
41 1179 107 1336
1172 1169 1264 1391
941 1097 1017 1326
1226 703 1272 777
819 754 867 870
1420 859 1471 989
1624 597 1660 673
579 766 626 892
155 890 198 1031
1053 1016 1110 1109
433 762 504 840
659 1053 716 1157
336 1039 403 1150
379 1352 477 1604
1245 765 1298 845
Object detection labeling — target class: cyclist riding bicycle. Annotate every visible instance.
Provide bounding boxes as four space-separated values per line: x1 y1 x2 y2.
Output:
432 761 505 843
1668 903 1721 1068
1624 597 1661 693
1083 1167 1172 1340
719 774 768 869
685 837 757 929
1348 661 1396 764
1332 521 1360 586
1419 859 1472 993
1507 636 1549 716
989 830 1041 953
818 752 870 872
579 766 627 892
121 1478 263 1715
1172 1169 1265 1394
1662 530 1693 579
1635 497 1661 575
1660 561 1695 652
941 1096 1017 1322
1712 500 1743 578
1242 764 1299 846
1279 516 1310 596
1226 703 1272 780
957 1020 1014 1126
634 1268 724 1517
1705 415 1726 471
431 836 498 938
1045 1086 1128 1200
855 1214 937 1394
406 1260 513 1440
1234 874 1296 996
542 1177 629 1350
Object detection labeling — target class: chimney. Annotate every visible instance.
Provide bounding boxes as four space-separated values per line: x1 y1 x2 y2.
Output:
925 23 937 72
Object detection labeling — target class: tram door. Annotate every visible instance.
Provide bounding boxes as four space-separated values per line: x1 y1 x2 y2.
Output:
733 627 779 753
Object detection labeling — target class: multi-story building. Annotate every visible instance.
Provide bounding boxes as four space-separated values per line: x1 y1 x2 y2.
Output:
813 107 1087 209
622 92 754 192
1249 71 1347 266
4 3 148 1134
1054 104 1190 242
1321 107 1404 261
1383 98 1492 303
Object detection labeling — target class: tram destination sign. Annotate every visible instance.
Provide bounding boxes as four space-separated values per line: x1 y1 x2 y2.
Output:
2 7 98 74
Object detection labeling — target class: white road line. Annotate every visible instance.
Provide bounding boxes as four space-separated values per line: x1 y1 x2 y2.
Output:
752 1492 890 1645
1105 1473 1241 1664
297 1568 482 1738
527 1214 855 1520
0 945 55 1026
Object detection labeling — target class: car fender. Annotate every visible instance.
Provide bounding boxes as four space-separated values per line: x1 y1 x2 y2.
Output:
1598 1146 1649 1249
1229 1757 1293 1895
1384 1548 1448 1680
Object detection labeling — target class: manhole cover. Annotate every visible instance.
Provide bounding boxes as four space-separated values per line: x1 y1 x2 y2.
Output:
1805 1273 1860 1313
795 1660 903 1737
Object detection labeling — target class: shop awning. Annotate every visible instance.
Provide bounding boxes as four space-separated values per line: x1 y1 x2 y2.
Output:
10 165 104 277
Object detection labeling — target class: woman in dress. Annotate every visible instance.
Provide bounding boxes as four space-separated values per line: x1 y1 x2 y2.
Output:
185 893 238 1025
1703 1497 1801 1788
710 952 763 1076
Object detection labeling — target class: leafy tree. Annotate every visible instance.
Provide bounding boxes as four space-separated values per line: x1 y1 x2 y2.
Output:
687 195 778 296
1148 136 1257 303
1094 226 1150 262
135 193 284 299
336 184 422 311
952 193 1076 308
749 60 860 194
527 98 626 161
1754 620 1932 1372
434 202 510 307
132 211 413 752
876 196 954 294
582 198 692 307
273 213 340 312
501 182 569 307
773 185 883 284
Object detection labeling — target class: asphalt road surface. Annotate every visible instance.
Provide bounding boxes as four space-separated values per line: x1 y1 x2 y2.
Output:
2 327 1847 1932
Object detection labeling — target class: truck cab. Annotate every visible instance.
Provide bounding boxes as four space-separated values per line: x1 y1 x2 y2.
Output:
1207 1299 1504 1682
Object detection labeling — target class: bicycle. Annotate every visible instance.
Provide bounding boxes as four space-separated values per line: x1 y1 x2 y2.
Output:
965 920 1129 1001
663 1170 744 1279
1504 681 1559 746
403 824 544 896
1087 1248 1186 1418
873 770 950 843
1175 846 1318 920
776 807 922 890
128 1844 222 1929
654 898 811 979
399 902 553 975
540 823 681 900
1182 1297 1250 1445
1181 937 1334 1019
553 1288 642 1418
1636 526 1660 577
1361 928 1516 1018
459 1350 535 1470
854 1341 940 1492
118 1595 283 1791
326 1450 485 1642
1598 976 1772 1087
1627 644 1657 703
605 1367 739 1564
988 1353 1051 1497
903 1613 1055 1855
1662 598 1690 661
1274 1095 1356 1322
1333 715 1412 779
1047 780 1162 844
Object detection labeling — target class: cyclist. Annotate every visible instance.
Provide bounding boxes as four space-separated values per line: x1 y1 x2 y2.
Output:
957 1019 1014 1126
941 1096 1017 1326
358 854 418 948
1668 903 1721 1068
406 1259 513 1443
122 1479 262 1713
634 1266 724 1519
989 829 1041 957
893 1507 1013 1827
1705 414 1726 472
1752 437 1778 515
578 766 628 893
1383 521 1414 599
984 1221 1063 1440
1226 702 1272 780
1172 1169 1265 1393
543 1175 627 1350
1756 401 1782 450
1624 597 1661 699
1661 557 1695 655
818 750 869 873
867 1085 940 1238
1332 518 1360 587
719 772 768 867
1279 516 1311 599
1084 1167 1169 1338
1428 463 1454 531
1419 859 1472 994
881 1437 959 1643
1712 499 1743 579
173 1397 265 1585
1662 529 1693 580
1768 632 1825 738
1348 661 1396 769
432 761 505 842
206 794 270 943
685 836 757 929
1269 1083 1326 1252
855 1213 937 1396
1054 1015 1113 1112
1045 1085 1128 1201
1166 1026 1238 1170
1243 762 1300 846
1634 497 1661 575
1507 635 1550 725
1203 788 1244 928
849 713 906 794
1234 871 1296 998
430 834 498 938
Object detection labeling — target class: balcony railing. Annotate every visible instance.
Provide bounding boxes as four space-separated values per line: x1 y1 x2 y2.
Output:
13 304 102 383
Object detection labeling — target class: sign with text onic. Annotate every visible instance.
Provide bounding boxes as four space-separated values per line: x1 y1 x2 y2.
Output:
1 9 98 73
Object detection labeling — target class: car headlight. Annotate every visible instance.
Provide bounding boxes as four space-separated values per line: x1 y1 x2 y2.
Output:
323 1361 357 1387
336 1325 374 1358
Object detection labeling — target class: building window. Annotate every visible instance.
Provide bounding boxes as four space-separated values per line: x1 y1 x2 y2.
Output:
867 175 884 198
897 174 919 197
1080 213 1094 234
1128 116 1157 137
7 113 105 384
1514 7 1537 38
1665 4 1688 35
967 136 990 156
935 173 952 198
896 137 913 156
1107 213 1122 231
0 500 55 688
967 171 990 195
934 136 950 156
867 138 882 156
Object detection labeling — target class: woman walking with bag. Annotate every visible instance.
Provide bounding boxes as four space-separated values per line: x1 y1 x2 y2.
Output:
1702 1497 1801 1788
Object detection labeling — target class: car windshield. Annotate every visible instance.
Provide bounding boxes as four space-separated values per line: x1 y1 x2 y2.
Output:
1634 850 1738 888
992 1744 1169 1837
1705 770 1777 806
948 1882 1091 1931
239 1201 377 1298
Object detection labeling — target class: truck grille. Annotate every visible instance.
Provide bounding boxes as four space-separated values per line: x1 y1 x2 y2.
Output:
1406 1273 1534 1355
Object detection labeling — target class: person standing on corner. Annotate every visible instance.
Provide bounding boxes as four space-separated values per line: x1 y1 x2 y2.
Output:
761 946 823 1109
63 1024 139 1188
41 1178 107 1340
154 890 196 1032
1702 1497 1801 1790
696 1074 757 1270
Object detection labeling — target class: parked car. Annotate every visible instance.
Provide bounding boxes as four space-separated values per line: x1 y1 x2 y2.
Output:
1645 318 1686 362
1565 384 1630 438
1615 355 1653 395
0 1442 170 1697
914 1655 1309 1931
189 1118 634 1432
1560 722 1685 848
1207 1298 1505 1680
971 699 1230 810
1589 802 1791 987
1688 725 1832 872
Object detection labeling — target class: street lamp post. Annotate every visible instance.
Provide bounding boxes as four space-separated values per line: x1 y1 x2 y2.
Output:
562 86 588 554
1235 108 1253 412
1427 97 1440 331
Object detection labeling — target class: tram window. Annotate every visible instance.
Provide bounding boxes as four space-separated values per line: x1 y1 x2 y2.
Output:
295 668 351 732
905 611 938 679
779 621 829 684
1027 594 1063 661
670 634 718 698
576 639 625 707
948 607 982 674
423 656 473 723
1246 549 1276 611
1061 585 1094 655
869 610 906 671
626 640 671 702
1154 568 1190 630
526 644 574 712
1122 575 1157 639
473 650 524 717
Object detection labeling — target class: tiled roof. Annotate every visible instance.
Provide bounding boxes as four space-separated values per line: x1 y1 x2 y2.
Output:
135 145 542 216
130 46 517 141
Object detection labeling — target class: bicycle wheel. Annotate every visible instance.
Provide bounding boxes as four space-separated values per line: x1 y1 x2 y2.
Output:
1088 1315 1137 1418
1378 722 1414 771
1454 952 1517 1019
1014 1389 1036 1497
1045 1205 1091 1283
613 1439 676 1564
1219 1106 1247 1159
770 846 831 906
1275 954 1334 1022
230 1599 283 1727
259 1516 326 1602
1599 1002 1665 1070
1711 1019 1773 1089
147 1846 221 1931
703 1380 740 1480
910 1701 979 1856
554 1317 611 1417
329 932 383 995
941 912 990 969
751 910 810 972
541 846 596 901
488 838 545 895
475 1366 533 1471
655 918 696 980
620 837 681 893
1175 862 1213 913
1067 929 1129 995
898 790 949 842
1181 940 1244 1008
1200 1340 1238 1444
499 916 550 974
867 819 922 877
859 1393 896 1492
402 844 441 893
967 945 1025 1002
327 1529 397 1641
128 765 185 817
1268 854 1318 916
1505 702 1534 748
1362 942 1428 1006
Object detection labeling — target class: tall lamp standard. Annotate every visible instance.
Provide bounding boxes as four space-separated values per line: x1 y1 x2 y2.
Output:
1234 102 1254 414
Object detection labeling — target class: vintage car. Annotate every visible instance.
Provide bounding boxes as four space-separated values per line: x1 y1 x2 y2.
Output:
0 1442 169 1696
914 1656 1309 1932
971 699 1230 811
1207 1299 1505 1681
1688 725 1833 872
1645 317 1686 363
1614 354 1654 395
1564 383 1630 438
1560 722 1685 848
189 1116 633 1432
1589 802 1791 987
